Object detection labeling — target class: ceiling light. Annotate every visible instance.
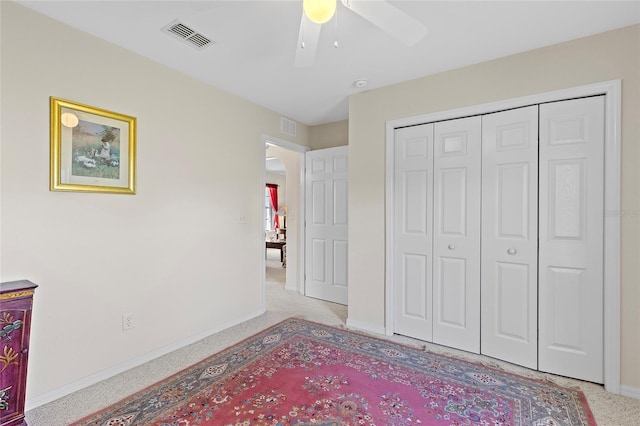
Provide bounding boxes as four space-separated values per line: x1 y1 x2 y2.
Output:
303 0 337 24
353 78 368 88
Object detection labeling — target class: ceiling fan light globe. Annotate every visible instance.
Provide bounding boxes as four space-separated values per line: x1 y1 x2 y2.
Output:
303 0 337 24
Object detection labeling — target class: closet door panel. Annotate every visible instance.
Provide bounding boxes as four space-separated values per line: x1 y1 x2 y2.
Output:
438 257 467 327
433 116 481 353
393 124 434 342
539 96 604 383
481 106 538 369
439 168 467 236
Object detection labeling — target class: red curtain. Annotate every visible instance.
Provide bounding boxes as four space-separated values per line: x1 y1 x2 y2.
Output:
267 184 279 229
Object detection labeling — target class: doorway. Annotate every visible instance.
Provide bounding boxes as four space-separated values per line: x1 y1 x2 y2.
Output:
261 136 308 300
265 158 287 288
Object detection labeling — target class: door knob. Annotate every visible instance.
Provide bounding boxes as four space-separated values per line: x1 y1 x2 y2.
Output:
507 247 517 255
448 244 455 250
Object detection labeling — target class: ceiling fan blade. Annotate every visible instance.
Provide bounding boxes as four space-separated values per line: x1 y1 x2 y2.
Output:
341 0 427 46
295 13 322 68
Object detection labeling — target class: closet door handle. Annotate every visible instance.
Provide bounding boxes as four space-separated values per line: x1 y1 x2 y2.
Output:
448 244 455 250
507 247 517 255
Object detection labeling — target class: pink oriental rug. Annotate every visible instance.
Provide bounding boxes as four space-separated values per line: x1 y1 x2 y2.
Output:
72 318 596 425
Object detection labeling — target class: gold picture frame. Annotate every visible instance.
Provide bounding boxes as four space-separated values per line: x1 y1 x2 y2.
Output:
50 97 136 194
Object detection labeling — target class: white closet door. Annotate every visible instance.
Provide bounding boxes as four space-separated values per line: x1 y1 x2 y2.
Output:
539 96 604 383
433 116 481 353
305 146 349 305
481 106 538 368
393 124 434 341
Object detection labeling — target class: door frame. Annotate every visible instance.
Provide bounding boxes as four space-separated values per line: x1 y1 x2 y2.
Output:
260 135 308 308
384 80 621 394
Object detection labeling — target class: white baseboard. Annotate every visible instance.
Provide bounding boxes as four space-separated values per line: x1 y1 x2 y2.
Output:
345 318 386 335
620 385 640 400
25 309 266 411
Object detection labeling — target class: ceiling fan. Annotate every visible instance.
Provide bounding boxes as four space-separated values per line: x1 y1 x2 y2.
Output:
295 0 428 67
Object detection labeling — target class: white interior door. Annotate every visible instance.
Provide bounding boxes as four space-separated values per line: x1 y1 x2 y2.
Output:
538 96 605 383
432 116 481 353
393 124 434 341
481 105 539 369
305 146 349 305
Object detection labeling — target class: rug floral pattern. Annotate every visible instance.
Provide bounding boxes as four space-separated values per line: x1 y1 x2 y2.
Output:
72 319 595 426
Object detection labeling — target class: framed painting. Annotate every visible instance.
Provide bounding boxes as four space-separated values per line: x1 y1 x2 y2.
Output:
50 97 136 194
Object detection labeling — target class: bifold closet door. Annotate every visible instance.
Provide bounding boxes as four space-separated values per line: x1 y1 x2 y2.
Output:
393 124 434 342
432 116 481 353
538 96 605 383
481 106 539 369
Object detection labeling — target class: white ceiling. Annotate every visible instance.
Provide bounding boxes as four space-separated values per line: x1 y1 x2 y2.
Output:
18 1 640 126
266 156 286 174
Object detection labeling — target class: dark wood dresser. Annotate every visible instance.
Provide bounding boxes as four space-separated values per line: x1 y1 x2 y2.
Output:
0 281 37 426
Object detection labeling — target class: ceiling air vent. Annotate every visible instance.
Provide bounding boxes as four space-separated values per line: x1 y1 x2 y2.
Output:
281 117 297 137
162 20 214 50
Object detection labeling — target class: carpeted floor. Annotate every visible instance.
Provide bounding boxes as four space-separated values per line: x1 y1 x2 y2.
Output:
25 251 640 425
70 318 596 425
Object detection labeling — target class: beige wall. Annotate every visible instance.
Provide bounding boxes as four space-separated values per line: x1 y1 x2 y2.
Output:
348 25 640 389
0 2 309 403
309 120 348 150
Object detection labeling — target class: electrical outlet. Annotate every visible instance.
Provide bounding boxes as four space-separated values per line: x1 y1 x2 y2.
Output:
238 215 248 224
122 313 134 331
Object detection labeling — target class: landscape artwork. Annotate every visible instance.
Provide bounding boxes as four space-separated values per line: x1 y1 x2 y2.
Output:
72 120 121 179
50 97 136 194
